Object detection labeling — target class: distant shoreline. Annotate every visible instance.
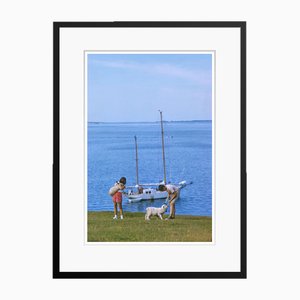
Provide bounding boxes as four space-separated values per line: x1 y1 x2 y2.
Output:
88 120 212 124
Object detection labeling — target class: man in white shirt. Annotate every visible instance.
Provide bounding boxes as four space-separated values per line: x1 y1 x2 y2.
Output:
158 184 179 219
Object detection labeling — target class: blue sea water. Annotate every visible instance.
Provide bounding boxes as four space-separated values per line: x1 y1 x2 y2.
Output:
88 121 212 216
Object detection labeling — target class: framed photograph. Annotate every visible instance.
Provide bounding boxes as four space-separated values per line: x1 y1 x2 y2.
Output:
53 21 246 278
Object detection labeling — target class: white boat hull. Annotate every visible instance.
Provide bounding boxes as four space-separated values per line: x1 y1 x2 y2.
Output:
126 188 182 203
127 189 168 203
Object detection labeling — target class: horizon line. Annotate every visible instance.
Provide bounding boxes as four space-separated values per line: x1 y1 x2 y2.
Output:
88 119 212 124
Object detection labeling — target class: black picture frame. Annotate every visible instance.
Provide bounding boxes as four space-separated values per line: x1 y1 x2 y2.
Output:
53 21 246 279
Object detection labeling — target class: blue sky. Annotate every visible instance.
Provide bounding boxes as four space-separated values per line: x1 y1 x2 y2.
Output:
88 53 212 122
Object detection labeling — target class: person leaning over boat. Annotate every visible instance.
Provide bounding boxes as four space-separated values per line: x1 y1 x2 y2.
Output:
158 184 179 219
108 177 126 220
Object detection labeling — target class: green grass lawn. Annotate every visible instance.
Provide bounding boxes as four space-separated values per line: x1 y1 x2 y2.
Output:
88 211 212 242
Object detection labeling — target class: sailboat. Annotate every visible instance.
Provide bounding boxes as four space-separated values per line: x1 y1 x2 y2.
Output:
125 111 189 203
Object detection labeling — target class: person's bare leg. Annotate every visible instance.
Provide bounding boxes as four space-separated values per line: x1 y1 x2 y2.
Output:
113 202 118 219
168 202 174 219
172 204 176 219
119 202 124 219
171 192 178 218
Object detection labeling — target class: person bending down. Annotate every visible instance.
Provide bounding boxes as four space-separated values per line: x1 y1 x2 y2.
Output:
158 184 179 219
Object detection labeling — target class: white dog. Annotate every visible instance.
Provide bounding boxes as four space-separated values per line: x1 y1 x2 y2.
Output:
145 204 168 220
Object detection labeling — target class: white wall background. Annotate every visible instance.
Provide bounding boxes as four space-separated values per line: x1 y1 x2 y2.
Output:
0 0 299 299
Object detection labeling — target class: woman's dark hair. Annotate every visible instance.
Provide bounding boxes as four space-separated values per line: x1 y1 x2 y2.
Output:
158 184 166 191
119 177 126 184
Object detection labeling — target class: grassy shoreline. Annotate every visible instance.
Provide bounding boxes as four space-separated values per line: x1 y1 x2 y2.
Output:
88 211 212 242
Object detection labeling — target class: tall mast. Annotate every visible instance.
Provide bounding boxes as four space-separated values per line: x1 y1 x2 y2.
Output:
134 136 139 186
159 111 167 184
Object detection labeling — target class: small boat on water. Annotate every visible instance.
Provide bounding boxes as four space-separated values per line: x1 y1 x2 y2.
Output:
126 181 188 203
125 111 190 203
